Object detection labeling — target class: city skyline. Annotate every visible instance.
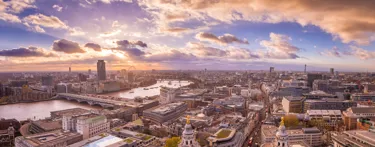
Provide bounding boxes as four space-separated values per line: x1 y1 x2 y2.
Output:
1 0 375 72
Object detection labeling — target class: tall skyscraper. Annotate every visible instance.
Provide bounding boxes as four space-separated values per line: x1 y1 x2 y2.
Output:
330 68 334 75
304 64 307 73
97 60 106 81
69 67 71 73
270 67 275 73
88 69 91 75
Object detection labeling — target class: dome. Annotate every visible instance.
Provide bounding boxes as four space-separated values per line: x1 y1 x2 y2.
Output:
197 113 205 118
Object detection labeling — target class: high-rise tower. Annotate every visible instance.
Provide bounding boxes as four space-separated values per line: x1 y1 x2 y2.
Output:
97 60 106 81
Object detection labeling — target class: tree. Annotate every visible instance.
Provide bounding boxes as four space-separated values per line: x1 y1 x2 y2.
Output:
165 137 181 147
284 114 299 128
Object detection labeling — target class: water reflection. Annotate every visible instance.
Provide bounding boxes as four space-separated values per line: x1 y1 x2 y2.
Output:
0 100 100 120
103 80 191 99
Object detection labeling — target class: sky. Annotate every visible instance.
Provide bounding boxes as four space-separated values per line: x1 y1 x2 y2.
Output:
1 0 375 72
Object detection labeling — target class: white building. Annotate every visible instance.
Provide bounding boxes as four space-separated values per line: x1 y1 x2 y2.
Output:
63 114 110 139
306 110 342 127
179 116 200 147
160 87 177 104
261 121 322 147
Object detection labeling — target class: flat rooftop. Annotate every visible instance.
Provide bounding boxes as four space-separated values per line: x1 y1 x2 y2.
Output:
68 134 127 147
148 102 185 115
307 110 342 116
32 120 62 131
20 130 82 146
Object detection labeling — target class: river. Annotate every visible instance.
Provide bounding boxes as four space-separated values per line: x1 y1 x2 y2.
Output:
0 100 101 121
0 80 191 121
102 80 192 98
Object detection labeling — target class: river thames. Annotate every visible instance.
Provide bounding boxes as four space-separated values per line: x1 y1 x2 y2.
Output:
102 80 192 98
0 80 191 120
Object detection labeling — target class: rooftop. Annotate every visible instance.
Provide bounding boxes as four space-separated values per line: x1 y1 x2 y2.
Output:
32 120 62 131
307 110 342 116
284 96 304 101
68 134 127 147
19 130 82 146
148 102 185 115
350 107 375 114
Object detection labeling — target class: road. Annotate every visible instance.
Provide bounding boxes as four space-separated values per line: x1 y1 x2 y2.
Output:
243 82 274 147
243 122 262 147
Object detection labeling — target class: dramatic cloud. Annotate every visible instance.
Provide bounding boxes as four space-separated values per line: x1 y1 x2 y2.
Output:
116 40 148 48
84 43 101 51
0 47 54 57
187 42 259 59
260 33 300 59
52 4 62 12
0 0 5 12
33 25 45 33
0 12 21 23
144 50 197 62
132 41 147 48
6 0 36 13
98 0 132 4
195 32 249 45
140 0 375 44
349 46 375 60
52 39 86 54
163 27 191 33
98 30 122 38
69 27 86 36
23 13 68 29
320 47 342 57
0 0 22 23
164 12 190 21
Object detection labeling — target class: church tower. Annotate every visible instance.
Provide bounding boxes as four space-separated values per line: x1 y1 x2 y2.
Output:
179 116 200 147
275 117 288 147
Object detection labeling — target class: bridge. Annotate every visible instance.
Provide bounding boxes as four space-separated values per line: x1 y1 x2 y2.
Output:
54 93 127 109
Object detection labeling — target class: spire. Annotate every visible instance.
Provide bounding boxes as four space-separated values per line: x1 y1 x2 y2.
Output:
186 115 191 124
280 117 285 127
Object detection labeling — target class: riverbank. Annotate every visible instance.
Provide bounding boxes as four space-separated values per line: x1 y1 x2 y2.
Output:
0 99 53 106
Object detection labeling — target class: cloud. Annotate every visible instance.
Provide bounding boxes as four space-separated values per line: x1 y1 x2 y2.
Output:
195 32 249 45
6 0 36 13
320 46 341 57
132 41 147 48
0 12 21 23
260 33 300 59
164 12 190 21
116 40 148 48
0 0 5 12
98 30 122 38
52 4 62 12
0 47 54 57
349 46 375 60
33 25 45 33
140 0 375 45
23 13 68 29
163 27 191 33
84 43 101 51
69 27 86 36
52 39 86 54
144 50 197 62
98 0 132 4
187 42 259 59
